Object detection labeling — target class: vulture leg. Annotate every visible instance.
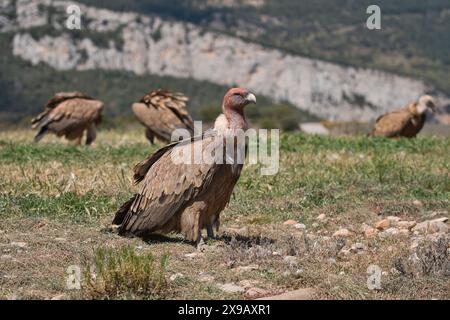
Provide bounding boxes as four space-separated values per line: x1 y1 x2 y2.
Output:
86 124 97 145
180 202 205 245
145 128 155 144
206 225 215 240
75 135 83 145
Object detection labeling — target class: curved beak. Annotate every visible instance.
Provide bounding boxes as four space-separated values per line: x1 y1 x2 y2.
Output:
245 92 256 104
427 101 437 113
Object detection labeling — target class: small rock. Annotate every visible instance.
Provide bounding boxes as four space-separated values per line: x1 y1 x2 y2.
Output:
364 226 378 238
283 219 297 226
295 269 303 275
375 219 390 230
272 251 281 256
184 252 202 259
397 221 417 230
413 200 423 207
10 242 27 248
350 242 365 253
0 255 12 260
169 273 184 281
198 273 214 282
412 219 449 234
312 222 319 228
245 287 270 299
54 237 67 242
327 258 337 264
235 265 259 273
218 283 245 294
283 256 298 266
317 214 326 221
256 288 315 300
239 279 260 289
51 294 66 300
338 248 351 257
378 227 399 239
333 228 353 238
293 223 306 230
387 216 401 223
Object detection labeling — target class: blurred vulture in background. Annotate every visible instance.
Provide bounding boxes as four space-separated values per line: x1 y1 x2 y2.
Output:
113 88 257 245
369 95 436 138
31 92 104 145
132 89 194 144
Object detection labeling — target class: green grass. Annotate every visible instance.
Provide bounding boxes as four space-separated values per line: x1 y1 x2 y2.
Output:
1 131 448 225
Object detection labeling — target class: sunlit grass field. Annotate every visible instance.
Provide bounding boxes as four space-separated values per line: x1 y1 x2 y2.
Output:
0 128 449 299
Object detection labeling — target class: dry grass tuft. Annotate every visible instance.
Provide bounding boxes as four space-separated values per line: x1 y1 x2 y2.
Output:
83 246 169 299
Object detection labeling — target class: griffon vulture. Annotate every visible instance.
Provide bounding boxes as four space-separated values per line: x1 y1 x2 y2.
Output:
113 88 256 245
132 89 194 144
31 92 103 145
369 95 436 138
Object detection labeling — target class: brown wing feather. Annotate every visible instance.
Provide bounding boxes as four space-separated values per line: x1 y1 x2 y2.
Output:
32 98 103 134
133 89 194 142
44 91 94 110
117 133 225 235
31 92 97 128
371 108 412 137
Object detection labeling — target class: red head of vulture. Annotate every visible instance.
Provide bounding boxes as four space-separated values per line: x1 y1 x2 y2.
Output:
132 89 194 144
31 92 104 145
369 95 436 138
113 88 257 245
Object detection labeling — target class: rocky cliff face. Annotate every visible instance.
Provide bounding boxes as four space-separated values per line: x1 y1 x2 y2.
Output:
1 0 447 120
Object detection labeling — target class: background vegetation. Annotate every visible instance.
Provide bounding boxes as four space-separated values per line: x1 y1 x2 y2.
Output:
0 129 448 299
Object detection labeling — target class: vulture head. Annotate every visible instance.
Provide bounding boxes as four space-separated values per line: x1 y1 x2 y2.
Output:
417 95 436 114
223 88 256 111
221 88 256 130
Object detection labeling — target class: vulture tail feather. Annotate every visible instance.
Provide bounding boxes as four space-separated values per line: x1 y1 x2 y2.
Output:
34 127 48 143
113 194 137 226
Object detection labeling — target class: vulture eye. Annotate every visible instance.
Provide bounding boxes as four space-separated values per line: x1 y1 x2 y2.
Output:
233 92 241 96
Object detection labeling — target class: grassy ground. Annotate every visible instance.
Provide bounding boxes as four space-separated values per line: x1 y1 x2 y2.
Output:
0 128 449 300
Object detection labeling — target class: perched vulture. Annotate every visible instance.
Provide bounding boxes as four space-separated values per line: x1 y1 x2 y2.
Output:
369 95 436 138
132 89 194 144
113 88 257 245
31 92 104 145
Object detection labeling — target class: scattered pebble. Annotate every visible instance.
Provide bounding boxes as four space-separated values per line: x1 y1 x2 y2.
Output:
333 228 353 238
239 279 260 289
413 200 423 207
198 273 214 282
317 214 326 221
245 287 270 299
283 220 297 226
378 227 399 238
412 218 449 234
169 273 184 281
397 221 417 230
10 242 27 248
184 252 202 259
364 227 378 238
256 288 315 300
218 283 245 294
283 256 298 266
350 242 365 253
293 223 306 230
375 219 390 230
235 265 259 273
